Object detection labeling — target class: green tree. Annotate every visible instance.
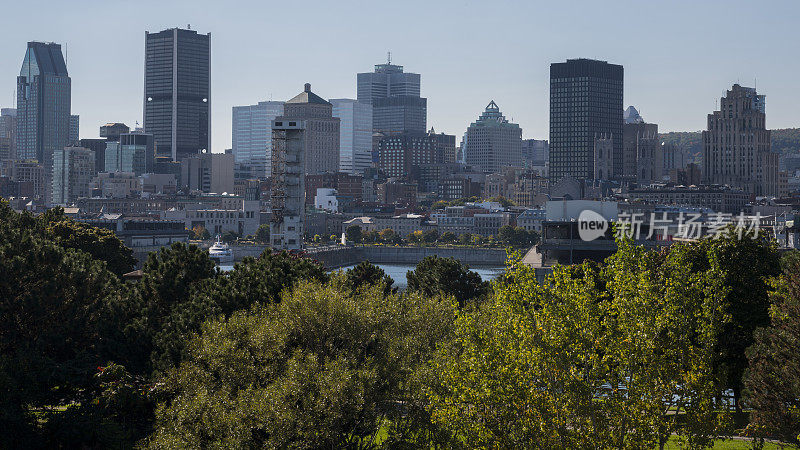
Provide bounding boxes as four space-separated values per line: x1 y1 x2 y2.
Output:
490 195 514 208
407 256 490 308
363 229 379 244
422 229 439 244
744 253 800 446
343 261 394 295
470 234 483 246
196 250 328 316
39 207 136 276
439 231 457 243
458 233 472 245
431 200 448 210
408 230 424 245
683 230 781 410
105 243 218 375
39 363 158 448
516 227 539 247
255 223 270 243
221 230 240 243
346 224 363 243
146 278 458 448
424 239 731 449
379 228 396 243
191 225 210 240
497 224 516 245
0 202 123 445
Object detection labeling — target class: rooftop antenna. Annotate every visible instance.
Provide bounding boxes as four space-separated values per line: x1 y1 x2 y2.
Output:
387 51 391 65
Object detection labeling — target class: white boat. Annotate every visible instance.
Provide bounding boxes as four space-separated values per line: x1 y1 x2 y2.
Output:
208 235 234 263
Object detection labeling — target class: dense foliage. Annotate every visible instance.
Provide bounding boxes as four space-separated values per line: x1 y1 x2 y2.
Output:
1 198 798 447
145 279 458 448
744 252 800 445
424 241 732 449
343 260 395 295
679 231 781 408
0 204 123 447
406 255 491 308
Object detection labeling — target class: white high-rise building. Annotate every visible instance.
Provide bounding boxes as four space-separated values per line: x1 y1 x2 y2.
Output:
330 99 372 175
232 101 284 178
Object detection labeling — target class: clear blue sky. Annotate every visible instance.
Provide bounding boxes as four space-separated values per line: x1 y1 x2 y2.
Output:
1 0 798 152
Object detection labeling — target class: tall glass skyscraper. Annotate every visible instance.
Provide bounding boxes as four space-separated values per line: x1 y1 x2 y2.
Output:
144 28 210 161
16 42 71 186
330 99 372 175
357 59 426 135
232 101 284 178
549 58 623 182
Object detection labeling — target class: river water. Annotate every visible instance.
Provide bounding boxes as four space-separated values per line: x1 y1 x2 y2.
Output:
219 263 505 289
334 264 505 289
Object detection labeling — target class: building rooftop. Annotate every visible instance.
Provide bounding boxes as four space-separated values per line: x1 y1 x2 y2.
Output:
286 83 330 105
624 106 644 124
20 41 68 78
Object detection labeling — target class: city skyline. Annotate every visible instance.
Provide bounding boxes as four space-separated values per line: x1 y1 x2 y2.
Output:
0 0 798 153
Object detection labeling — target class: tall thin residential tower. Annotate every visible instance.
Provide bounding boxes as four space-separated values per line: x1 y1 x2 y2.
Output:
549 58 623 182
144 27 210 161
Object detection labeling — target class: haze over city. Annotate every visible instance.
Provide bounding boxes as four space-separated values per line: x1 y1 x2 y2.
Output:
0 0 798 153
6 1 800 448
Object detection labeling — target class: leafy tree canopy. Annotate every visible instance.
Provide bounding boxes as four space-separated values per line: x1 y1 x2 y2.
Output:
744 253 800 445
407 256 490 308
424 239 732 449
146 278 458 448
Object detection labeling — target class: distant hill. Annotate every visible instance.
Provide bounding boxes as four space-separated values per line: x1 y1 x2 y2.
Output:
659 128 800 157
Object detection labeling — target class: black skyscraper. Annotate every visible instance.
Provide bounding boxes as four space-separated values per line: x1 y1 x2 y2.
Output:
144 28 210 161
549 58 623 182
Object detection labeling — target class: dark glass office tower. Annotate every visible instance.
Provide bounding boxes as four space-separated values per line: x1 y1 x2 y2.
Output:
357 59 426 135
16 42 71 175
372 96 426 135
144 28 210 161
549 58 623 182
